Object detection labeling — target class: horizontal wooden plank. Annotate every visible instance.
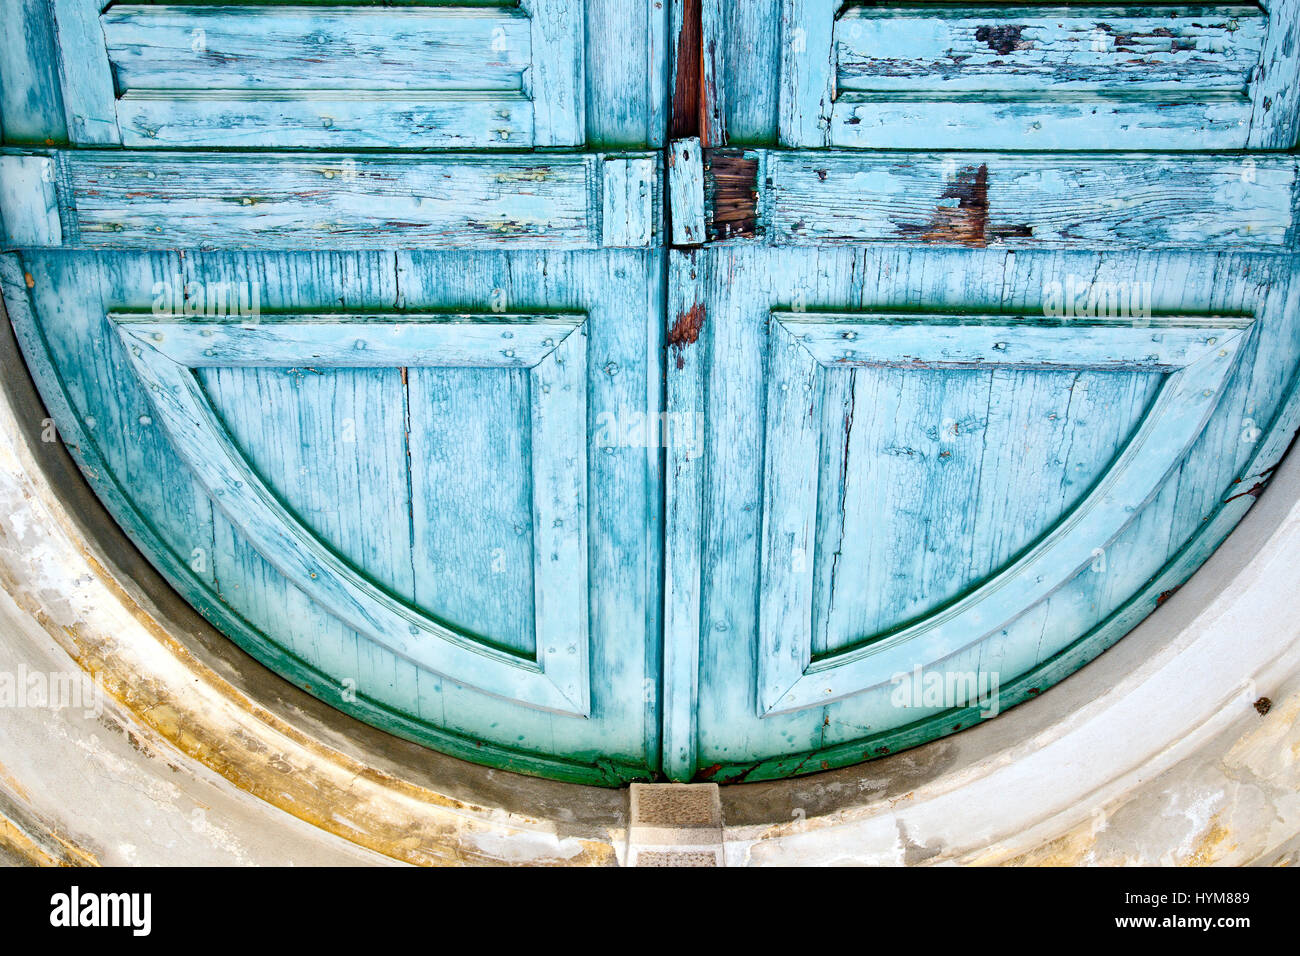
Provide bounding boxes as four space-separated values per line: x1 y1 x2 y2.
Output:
758 151 1298 249
116 91 532 148
778 312 1250 371
103 5 532 91
829 92 1252 150
44 150 659 250
835 5 1266 94
111 313 586 368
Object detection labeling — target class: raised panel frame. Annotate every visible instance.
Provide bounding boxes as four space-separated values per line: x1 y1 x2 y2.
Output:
51 0 585 149
111 310 593 715
778 0 1300 150
757 311 1253 714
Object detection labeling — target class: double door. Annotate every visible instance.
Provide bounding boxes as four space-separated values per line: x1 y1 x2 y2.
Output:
2 0 1297 783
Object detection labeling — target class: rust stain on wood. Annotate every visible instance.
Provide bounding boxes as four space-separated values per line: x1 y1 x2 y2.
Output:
668 303 706 369
895 164 1032 247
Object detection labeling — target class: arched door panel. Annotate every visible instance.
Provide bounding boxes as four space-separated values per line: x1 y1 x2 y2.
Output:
666 246 1299 781
4 249 665 784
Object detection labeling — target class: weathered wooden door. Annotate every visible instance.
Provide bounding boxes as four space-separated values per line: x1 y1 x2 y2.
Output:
4 0 1300 787
1 0 669 785
659 0 1300 781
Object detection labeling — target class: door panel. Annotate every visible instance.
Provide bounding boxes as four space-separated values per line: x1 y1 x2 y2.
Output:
779 0 1300 150
666 245 1299 781
54 0 583 148
758 311 1248 714
6 0 1300 788
807 365 1163 655
117 309 591 713
4 249 664 783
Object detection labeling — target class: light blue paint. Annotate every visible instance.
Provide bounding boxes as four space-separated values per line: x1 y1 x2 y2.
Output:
3 0 1298 786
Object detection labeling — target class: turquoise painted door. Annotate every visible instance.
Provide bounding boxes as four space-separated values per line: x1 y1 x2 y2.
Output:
0 0 669 785
2 0 1299 786
658 0 1300 781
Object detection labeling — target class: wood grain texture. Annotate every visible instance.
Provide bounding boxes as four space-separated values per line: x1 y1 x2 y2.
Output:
114 310 593 714
7 0 1300 786
102 5 533 92
780 0 1282 149
669 137 706 246
701 0 782 146
115 91 535 149
1250 0 1300 147
50 0 121 145
757 151 1299 249
835 6 1266 94
778 0 837 147
662 250 706 781
43 1 669 151
41 150 660 250
585 0 669 147
829 95 1254 151
759 311 1250 713
0 155 60 247
601 156 656 247
0 0 68 144
6 249 665 784
523 0 585 146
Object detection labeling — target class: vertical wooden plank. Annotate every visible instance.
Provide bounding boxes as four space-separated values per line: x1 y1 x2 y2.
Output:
523 0 584 146
585 0 667 147
0 155 61 247
647 0 671 147
670 0 702 141
50 0 120 145
1250 0 1300 148
756 321 824 713
663 250 706 781
703 0 781 146
700 0 727 145
669 137 705 246
600 156 655 248
406 367 537 655
0 0 67 144
778 0 836 147
529 325 590 713
201 367 416 601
